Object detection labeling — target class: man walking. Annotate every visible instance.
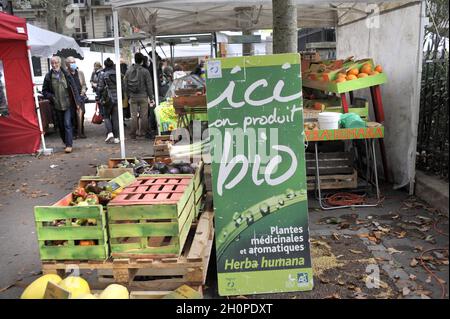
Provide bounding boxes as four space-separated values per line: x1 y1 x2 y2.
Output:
65 56 87 139
124 52 154 140
42 56 83 153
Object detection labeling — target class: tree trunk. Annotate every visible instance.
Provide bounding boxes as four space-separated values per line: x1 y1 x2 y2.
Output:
46 1 66 33
272 0 298 54
243 29 253 56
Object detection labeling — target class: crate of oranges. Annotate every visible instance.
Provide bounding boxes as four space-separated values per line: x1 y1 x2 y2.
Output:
303 58 387 94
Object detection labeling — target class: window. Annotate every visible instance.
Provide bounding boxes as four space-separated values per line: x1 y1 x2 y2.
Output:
75 16 87 33
0 60 8 117
105 15 114 37
32 57 42 77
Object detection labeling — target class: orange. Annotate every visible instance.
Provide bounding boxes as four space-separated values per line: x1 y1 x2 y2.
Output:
79 240 96 246
369 71 380 76
358 73 369 78
314 102 324 110
346 74 358 81
360 63 372 74
335 77 347 83
375 65 383 73
347 68 359 76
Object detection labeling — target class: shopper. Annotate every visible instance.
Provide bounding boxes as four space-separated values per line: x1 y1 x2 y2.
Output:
42 56 83 153
90 62 103 93
124 52 154 140
97 58 120 144
65 56 87 139
91 62 104 117
120 58 131 120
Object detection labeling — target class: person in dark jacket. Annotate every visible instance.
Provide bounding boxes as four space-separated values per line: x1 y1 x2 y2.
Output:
97 58 120 144
65 56 87 139
124 52 154 140
42 56 83 153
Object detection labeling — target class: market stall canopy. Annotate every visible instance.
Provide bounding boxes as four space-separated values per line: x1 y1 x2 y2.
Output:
27 23 84 59
110 0 418 35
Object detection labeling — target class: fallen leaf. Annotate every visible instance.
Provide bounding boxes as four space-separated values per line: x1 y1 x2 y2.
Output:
377 226 390 233
416 289 432 296
433 251 445 259
368 236 379 243
358 233 370 238
338 222 350 229
426 276 432 283
387 248 403 255
409 274 417 281
437 278 446 285
354 292 368 299
421 294 431 299
396 231 407 239
373 231 384 239
425 235 435 243
410 258 419 267
319 277 330 284
402 287 411 296
332 233 340 241
349 249 364 255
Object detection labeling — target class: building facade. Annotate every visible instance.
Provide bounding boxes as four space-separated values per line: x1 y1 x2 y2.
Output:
13 0 114 41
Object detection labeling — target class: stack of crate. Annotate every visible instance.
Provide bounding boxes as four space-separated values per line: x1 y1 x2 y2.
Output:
107 175 197 258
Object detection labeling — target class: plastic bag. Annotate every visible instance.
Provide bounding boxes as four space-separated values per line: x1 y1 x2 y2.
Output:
339 113 366 129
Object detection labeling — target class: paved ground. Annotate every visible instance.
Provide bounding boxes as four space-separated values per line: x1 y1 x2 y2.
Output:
0 119 448 299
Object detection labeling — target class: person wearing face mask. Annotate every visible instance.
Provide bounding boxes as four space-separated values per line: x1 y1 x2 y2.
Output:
65 56 87 139
42 56 83 153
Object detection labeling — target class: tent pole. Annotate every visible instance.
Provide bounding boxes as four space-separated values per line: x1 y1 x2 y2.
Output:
113 9 126 158
151 34 160 136
26 46 52 156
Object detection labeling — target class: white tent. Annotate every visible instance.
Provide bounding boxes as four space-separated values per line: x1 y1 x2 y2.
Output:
27 23 84 59
110 0 426 193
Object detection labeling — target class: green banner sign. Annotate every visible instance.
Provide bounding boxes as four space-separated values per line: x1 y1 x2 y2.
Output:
205 54 313 296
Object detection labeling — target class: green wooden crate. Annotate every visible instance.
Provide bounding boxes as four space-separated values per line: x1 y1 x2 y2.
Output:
325 98 369 120
107 176 197 257
34 194 109 261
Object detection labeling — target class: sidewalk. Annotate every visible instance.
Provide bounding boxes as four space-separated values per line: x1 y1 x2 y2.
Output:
0 122 448 299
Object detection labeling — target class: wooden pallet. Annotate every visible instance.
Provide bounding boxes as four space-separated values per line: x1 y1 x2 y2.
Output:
107 176 196 258
307 170 358 190
306 152 357 190
41 206 214 291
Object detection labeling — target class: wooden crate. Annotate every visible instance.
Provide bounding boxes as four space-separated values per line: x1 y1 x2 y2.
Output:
107 176 196 258
153 135 175 157
140 161 205 219
41 206 214 292
173 95 207 112
306 152 357 190
78 176 111 188
107 157 156 169
34 195 109 261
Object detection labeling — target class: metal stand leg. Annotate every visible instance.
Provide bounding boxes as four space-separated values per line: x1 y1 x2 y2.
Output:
372 139 381 201
314 142 327 210
315 139 382 211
